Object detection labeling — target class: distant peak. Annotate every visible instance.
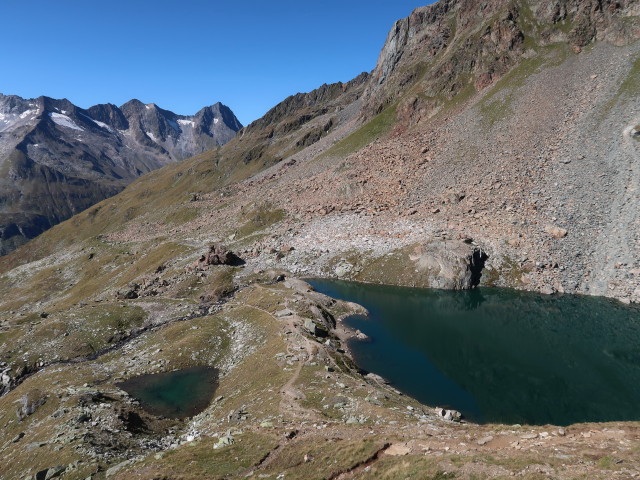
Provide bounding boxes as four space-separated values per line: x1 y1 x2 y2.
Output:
120 99 145 109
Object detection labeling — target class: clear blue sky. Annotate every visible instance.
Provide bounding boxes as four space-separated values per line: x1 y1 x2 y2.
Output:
1 1 431 125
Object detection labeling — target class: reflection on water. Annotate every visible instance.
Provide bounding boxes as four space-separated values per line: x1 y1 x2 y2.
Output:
117 366 219 419
307 278 640 425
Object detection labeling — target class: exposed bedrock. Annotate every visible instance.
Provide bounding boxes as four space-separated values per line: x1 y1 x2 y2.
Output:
409 240 489 290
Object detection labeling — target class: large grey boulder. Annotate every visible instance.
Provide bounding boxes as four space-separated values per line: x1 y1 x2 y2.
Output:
409 239 488 289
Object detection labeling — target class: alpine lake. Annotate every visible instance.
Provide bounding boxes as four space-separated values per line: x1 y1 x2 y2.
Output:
117 366 219 419
307 278 640 426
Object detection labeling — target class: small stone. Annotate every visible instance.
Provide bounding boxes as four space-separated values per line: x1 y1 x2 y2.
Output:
386 443 411 456
214 435 235 449
558 428 566 436
45 466 66 480
544 225 568 239
477 436 494 446
521 433 538 440
540 285 555 295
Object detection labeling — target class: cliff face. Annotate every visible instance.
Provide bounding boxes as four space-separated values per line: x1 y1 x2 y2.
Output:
360 0 639 124
0 95 242 254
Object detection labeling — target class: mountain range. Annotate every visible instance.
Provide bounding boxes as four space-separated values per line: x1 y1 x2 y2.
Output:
0 95 241 254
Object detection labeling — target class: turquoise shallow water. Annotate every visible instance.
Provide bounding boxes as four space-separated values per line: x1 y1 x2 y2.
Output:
117 366 219 419
307 278 640 425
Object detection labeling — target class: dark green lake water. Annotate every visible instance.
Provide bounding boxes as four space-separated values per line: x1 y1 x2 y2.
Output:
117 366 219 418
307 278 640 426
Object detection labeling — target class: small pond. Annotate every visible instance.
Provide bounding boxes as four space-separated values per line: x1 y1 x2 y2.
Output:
307 278 640 426
117 366 219 419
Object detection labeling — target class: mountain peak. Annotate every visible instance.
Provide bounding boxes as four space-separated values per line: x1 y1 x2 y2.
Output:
0 93 242 254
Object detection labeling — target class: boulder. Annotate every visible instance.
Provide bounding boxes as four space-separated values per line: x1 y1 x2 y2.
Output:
435 407 462 422
202 244 239 266
44 466 66 480
410 240 488 289
193 244 240 269
544 225 568 239
386 443 411 456
303 318 317 336
540 284 555 295
335 261 353 278
214 435 234 449
16 390 47 421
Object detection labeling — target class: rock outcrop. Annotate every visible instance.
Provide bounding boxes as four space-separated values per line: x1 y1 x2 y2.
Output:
361 0 639 125
196 244 240 268
410 240 489 290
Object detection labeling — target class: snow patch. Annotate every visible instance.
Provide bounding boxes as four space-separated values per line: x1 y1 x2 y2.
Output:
214 118 219 124
49 112 84 131
20 110 36 119
80 113 114 132
147 131 157 141
177 119 195 127
167 119 179 131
